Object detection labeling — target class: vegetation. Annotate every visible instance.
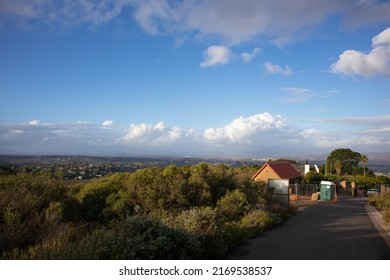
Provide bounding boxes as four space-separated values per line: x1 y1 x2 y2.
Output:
326 148 362 175
0 163 287 260
360 155 368 176
368 192 390 226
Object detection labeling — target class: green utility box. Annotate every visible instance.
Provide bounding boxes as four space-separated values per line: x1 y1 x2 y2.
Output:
320 181 336 201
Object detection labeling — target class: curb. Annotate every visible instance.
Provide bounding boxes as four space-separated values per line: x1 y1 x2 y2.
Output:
365 203 390 247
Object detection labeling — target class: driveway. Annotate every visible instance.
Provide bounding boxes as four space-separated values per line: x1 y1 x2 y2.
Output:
227 197 390 259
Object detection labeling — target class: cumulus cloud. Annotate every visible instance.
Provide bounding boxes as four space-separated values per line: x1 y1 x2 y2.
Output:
263 62 293 75
330 27 390 78
203 113 286 145
200 45 232 68
1 113 390 156
118 121 183 145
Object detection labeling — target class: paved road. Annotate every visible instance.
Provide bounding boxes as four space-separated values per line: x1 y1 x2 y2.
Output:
227 197 390 259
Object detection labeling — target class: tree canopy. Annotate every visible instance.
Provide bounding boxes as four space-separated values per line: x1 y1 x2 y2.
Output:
327 148 362 175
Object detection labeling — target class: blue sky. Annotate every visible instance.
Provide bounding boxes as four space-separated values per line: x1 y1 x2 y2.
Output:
1 0 390 157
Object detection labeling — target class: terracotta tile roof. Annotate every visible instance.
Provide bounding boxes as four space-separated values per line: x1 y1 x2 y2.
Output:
252 161 302 180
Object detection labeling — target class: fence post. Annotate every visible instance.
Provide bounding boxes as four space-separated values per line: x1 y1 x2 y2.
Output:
351 181 356 197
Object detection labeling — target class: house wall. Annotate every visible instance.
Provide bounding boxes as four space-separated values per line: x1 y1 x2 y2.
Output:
254 165 301 185
253 165 281 182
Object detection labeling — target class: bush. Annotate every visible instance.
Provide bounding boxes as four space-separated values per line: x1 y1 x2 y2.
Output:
0 172 67 252
172 207 227 259
367 192 390 225
6 216 203 260
223 221 247 247
67 216 203 260
241 210 274 238
383 209 390 226
77 174 130 223
217 189 247 222
0 163 285 259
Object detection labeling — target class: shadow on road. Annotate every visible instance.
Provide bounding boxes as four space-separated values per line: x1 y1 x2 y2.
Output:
227 197 390 260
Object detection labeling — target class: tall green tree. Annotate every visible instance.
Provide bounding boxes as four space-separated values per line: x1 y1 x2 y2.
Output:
327 148 361 175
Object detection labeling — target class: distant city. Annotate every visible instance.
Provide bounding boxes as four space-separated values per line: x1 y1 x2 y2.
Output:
0 155 263 180
1 153 389 179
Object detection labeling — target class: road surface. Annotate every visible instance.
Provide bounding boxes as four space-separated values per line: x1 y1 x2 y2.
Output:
227 197 390 259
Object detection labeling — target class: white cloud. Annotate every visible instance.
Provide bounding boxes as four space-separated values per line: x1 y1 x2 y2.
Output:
264 62 293 75
131 0 170 34
0 121 122 154
28 120 41 125
118 121 182 145
1 113 390 156
241 47 262 63
203 112 286 145
102 120 114 127
330 27 390 78
200 45 231 68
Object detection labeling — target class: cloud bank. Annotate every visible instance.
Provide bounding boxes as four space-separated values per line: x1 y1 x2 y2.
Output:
1 113 389 156
2 1 390 46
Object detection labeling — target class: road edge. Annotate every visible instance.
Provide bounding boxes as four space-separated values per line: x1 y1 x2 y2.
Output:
365 203 390 247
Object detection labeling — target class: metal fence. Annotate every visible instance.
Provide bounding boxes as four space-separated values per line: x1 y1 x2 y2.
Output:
271 183 390 206
336 187 364 197
289 184 318 200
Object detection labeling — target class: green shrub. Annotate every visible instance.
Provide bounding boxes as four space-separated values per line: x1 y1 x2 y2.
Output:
77 175 126 223
71 216 203 259
367 191 390 225
368 193 379 206
241 210 274 238
0 172 67 252
223 221 247 247
0 164 287 259
217 189 247 222
383 209 390 226
172 207 227 259
8 216 203 260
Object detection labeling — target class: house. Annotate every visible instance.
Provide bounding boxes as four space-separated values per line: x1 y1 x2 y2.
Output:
252 161 302 184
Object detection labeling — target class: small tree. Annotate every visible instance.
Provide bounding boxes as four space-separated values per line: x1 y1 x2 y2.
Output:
360 155 368 176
